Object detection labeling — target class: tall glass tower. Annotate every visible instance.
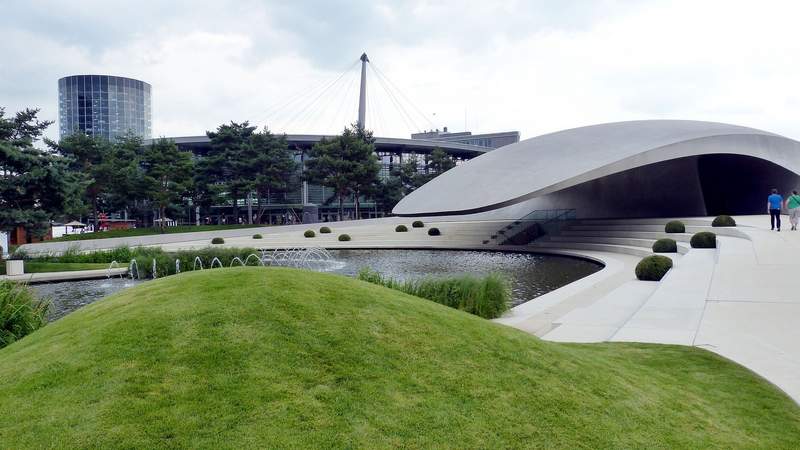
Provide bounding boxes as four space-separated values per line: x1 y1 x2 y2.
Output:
58 75 151 140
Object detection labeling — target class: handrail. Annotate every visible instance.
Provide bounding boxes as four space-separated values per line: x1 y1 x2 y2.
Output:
490 208 577 245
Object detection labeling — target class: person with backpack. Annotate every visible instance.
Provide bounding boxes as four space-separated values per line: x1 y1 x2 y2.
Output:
787 190 800 231
768 188 784 231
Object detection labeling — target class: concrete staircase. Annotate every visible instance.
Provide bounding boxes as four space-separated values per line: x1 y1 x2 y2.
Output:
531 219 693 258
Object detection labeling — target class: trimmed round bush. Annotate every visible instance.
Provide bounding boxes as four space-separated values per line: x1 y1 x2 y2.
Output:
319 226 331 234
428 227 441 236
712 215 736 227
304 230 316 238
635 255 673 281
690 231 716 248
338 234 351 242
412 220 424 228
652 238 677 253
395 225 408 232
211 237 225 245
252 234 262 239
664 220 685 234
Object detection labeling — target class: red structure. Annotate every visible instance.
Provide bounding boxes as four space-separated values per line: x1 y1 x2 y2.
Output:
9 226 52 246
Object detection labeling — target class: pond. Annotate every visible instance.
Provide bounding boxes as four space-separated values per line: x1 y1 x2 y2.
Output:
32 249 602 321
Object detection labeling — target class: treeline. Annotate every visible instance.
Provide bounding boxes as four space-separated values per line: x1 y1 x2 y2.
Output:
1 107 456 238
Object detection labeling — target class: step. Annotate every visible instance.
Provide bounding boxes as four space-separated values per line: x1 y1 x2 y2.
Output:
577 218 714 227
543 281 660 343
560 229 693 242
546 236 690 255
532 241 657 258
567 224 672 232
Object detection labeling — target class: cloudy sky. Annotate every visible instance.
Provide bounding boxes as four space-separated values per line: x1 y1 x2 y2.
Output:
2 0 800 142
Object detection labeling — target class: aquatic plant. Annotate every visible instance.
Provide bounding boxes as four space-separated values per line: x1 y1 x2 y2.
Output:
0 281 49 348
357 268 510 319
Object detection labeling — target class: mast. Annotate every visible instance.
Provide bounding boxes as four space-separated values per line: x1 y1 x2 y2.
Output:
357 53 369 129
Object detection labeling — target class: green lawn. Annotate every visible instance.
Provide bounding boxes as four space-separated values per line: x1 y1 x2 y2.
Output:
0 261 108 275
49 224 265 242
0 268 798 448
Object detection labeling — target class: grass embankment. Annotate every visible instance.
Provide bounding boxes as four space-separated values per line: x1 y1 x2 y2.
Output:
48 224 264 242
0 268 798 448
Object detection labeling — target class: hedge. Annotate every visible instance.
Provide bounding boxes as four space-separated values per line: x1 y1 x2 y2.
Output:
712 215 736 227
211 237 225 244
338 234 351 242
635 255 673 281
412 220 424 228
304 230 316 238
320 226 331 234
428 227 441 236
652 238 678 253
395 225 408 232
690 231 716 248
664 220 685 233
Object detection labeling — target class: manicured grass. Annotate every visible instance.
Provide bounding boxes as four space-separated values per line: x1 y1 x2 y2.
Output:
0 268 798 448
0 262 108 275
48 224 264 242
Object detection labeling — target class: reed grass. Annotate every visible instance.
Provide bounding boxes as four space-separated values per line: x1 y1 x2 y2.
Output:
0 281 49 349
357 268 510 319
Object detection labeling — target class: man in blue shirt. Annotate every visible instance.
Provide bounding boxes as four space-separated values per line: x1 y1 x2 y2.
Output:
767 189 783 231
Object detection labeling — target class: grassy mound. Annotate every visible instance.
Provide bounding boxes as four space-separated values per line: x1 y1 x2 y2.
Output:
0 268 798 448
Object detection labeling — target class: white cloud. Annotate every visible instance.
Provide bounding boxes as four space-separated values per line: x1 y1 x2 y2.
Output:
3 0 800 143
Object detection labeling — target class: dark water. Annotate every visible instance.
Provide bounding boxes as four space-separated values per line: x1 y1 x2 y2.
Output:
33 278 144 321
328 250 602 306
31 250 601 321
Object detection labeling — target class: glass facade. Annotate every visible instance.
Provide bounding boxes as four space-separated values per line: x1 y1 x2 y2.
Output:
58 75 151 140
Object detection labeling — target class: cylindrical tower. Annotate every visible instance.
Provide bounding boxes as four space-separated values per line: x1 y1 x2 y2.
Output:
58 75 152 141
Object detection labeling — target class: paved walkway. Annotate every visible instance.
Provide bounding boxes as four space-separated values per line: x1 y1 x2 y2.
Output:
0 268 127 283
518 215 800 403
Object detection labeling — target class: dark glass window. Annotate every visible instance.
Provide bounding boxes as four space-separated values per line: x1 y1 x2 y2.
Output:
101 76 108 92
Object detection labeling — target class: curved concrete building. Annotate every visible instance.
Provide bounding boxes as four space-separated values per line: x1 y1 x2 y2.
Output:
393 120 800 219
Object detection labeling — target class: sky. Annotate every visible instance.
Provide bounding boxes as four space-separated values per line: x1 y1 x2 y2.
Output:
2 0 800 143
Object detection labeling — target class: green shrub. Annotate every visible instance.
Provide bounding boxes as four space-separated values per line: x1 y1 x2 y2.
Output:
428 227 441 236
304 230 316 238
211 237 225 245
357 269 510 319
252 234 262 239
635 255 673 281
412 220 424 228
712 215 736 227
690 231 717 248
319 226 331 234
395 225 408 232
0 281 49 348
652 238 678 253
338 234 351 242
664 220 685 233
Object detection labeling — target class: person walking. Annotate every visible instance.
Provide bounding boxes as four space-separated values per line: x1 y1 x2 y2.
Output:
768 188 784 231
787 190 800 230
